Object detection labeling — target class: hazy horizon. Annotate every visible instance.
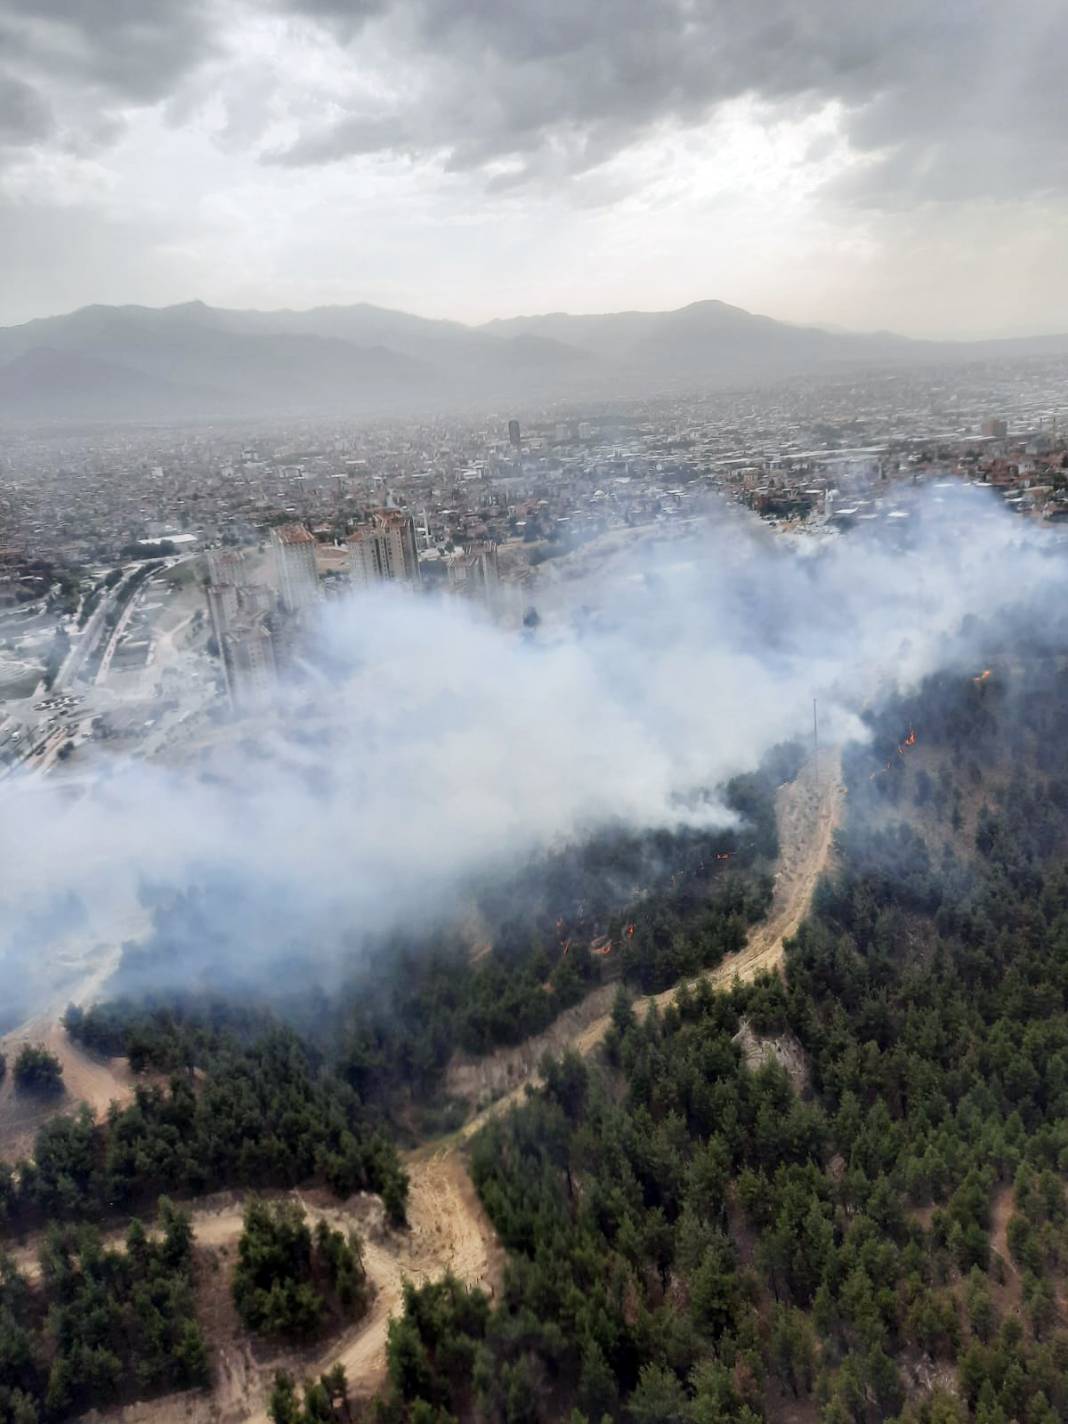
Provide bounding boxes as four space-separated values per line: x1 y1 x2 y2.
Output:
7 292 1068 346
2 2 1066 337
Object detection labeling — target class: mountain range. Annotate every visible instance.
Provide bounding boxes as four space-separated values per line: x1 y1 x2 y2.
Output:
2 297 1067 423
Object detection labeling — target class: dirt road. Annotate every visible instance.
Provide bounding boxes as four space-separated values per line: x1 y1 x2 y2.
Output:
320 1146 503 1405
652 743 844 1003
459 747 844 1140
69 1147 503 1424
10 749 842 1420
0 1018 137 1162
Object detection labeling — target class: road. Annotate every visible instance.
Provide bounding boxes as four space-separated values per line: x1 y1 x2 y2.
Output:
14 1148 502 1424
60 553 201 693
457 746 845 1140
6 746 844 1420
95 581 144 684
54 571 134 691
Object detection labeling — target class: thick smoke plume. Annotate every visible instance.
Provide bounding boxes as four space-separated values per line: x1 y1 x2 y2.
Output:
1 486 1065 1023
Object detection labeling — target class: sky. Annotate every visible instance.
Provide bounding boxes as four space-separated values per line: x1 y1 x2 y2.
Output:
1 0 1066 336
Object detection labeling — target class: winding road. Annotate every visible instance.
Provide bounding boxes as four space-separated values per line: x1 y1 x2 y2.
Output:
457 746 844 1140
8 749 844 1423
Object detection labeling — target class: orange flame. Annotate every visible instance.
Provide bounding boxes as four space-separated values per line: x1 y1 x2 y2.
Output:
973 668 992 684
873 727 917 778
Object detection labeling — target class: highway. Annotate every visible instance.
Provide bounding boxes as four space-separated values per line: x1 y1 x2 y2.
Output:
54 570 134 691
0 554 204 782
58 552 200 693
95 583 142 684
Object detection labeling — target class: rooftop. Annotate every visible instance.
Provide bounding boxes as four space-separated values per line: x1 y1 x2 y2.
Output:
273 523 316 546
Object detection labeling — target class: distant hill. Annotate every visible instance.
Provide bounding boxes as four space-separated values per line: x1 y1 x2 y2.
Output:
166 300 596 387
2 296 1068 423
0 305 433 420
0 347 211 420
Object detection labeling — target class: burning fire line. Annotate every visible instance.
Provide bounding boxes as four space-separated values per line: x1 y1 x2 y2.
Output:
871 726 918 779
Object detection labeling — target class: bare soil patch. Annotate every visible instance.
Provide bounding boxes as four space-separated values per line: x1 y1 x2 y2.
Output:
446 984 617 1112
733 1021 810 1095
71 1148 503 1424
0 1019 136 1161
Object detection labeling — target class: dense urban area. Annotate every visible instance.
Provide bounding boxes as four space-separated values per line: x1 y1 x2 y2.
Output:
3 356 1068 776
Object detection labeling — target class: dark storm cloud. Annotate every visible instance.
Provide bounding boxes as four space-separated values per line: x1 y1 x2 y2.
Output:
0 0 218 106
285 0 387 36
269 0 1068 203
0 69 52 146
0 0 1063 208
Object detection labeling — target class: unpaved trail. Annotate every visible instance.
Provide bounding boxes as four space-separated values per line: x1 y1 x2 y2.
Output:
177 1149 501 1422
19 751 841 1422
655 744 844 1001
0 1018 137 1161
459 748 844 1141
312 1146 503 1409
27 1148 503 1424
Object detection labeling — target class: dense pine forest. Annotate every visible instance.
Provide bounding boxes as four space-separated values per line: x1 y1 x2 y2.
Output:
5 654 1068 1423
374 657 1068 1423
1 1030 409 1232
60 754 787 1124
0 1200 208 1422
0 750 788 1423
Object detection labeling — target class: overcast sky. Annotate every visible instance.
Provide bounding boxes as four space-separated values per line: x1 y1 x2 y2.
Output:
1 0 1066 336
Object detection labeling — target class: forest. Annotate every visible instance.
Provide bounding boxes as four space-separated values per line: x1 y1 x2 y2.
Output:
0 747 791 1423
0 1199 208 1423
0 1029 408 1233
370 656 1068 1423
232 1197 369 1339
63 751 790 1120
8 653 1068 1424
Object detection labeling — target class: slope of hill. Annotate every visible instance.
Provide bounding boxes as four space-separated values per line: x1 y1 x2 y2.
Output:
161 299 600 392
4 296 1068 423
485 297 922 376
0 300 600 421
0 306 433 420
372 652 1068 1424
0 347 212 420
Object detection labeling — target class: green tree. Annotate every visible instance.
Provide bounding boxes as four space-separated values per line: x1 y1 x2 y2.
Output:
12 1044 63 1096
628 1364 689 1424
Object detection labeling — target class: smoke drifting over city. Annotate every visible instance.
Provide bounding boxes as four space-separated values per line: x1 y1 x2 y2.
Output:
1 487 1064 1023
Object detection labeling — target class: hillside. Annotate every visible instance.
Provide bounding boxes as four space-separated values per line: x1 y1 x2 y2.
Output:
5 296 1068 423
374 649 1068 1424
0 305 432 420
5 650 1068 1422
0 745 828 1422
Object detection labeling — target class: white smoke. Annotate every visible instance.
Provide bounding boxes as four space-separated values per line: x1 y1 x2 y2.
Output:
1 484 1065 1019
